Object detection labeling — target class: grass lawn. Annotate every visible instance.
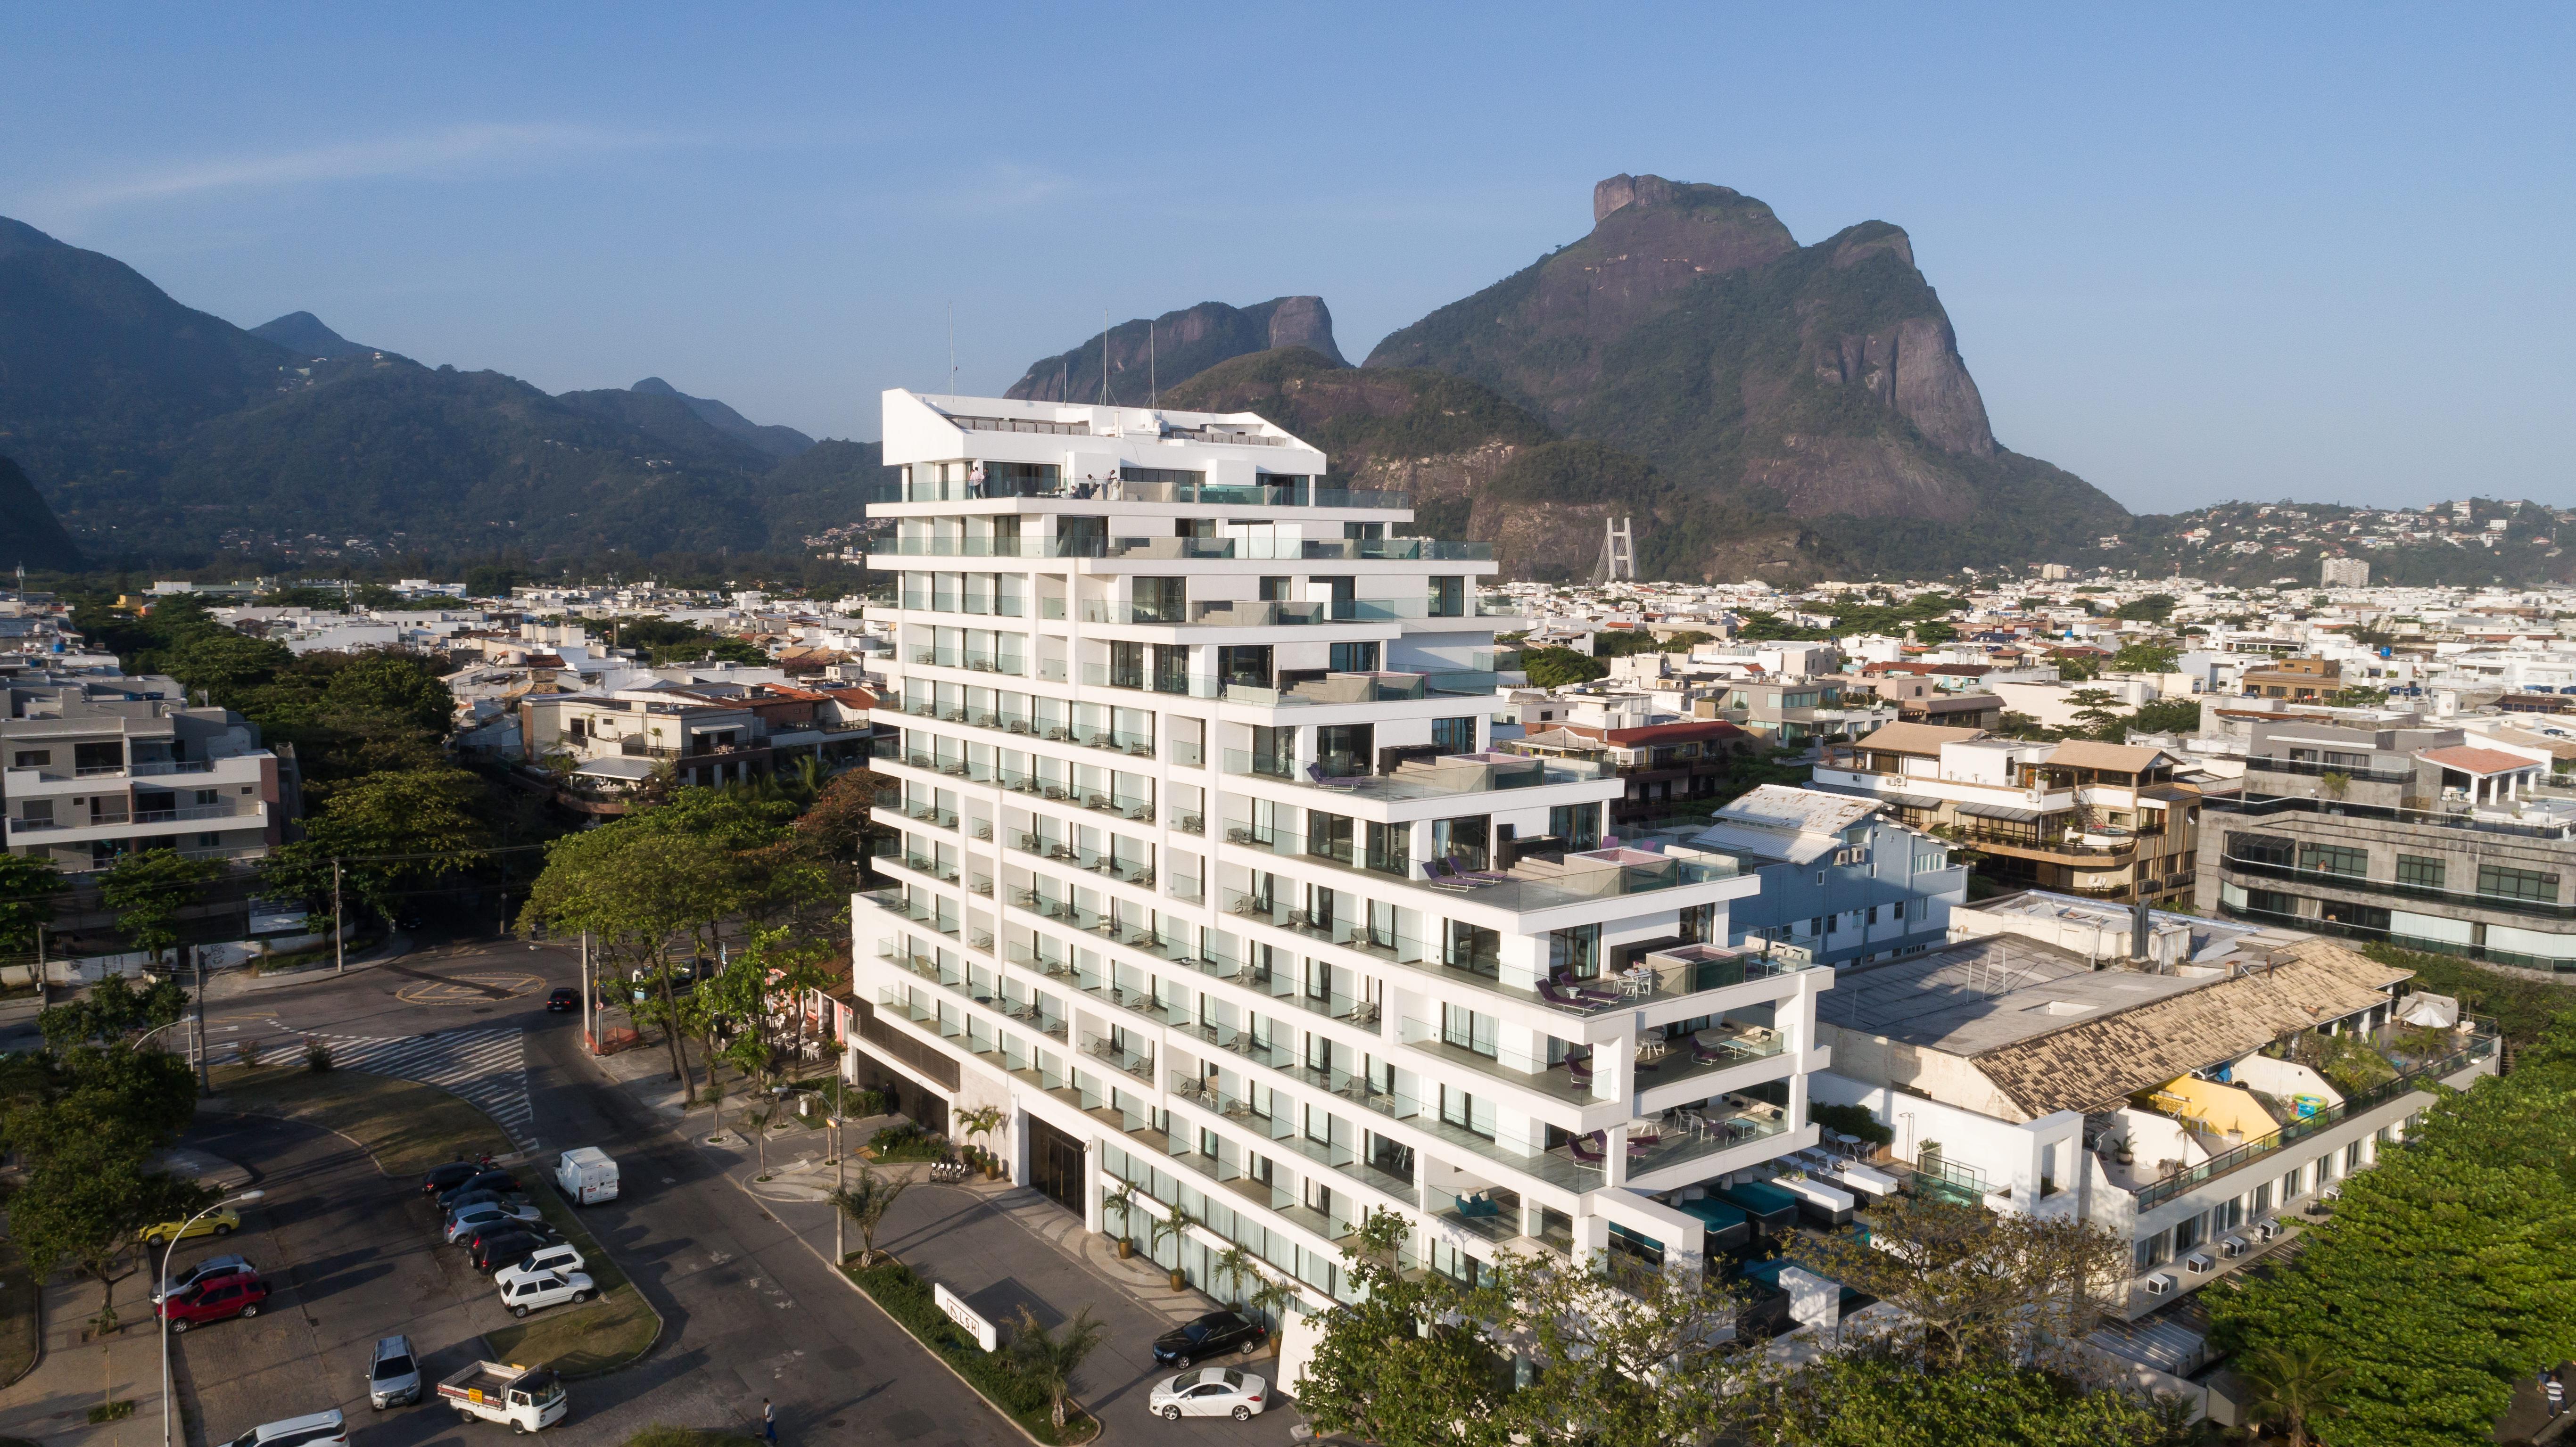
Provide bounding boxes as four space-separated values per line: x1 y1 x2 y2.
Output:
207 1064 511 1176
478 1178 660 1376
0 1233 37 1389
485 1287 660 1379
625 1429 763 1447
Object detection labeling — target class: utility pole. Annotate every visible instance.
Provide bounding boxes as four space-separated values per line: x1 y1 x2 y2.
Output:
34 921 44 1010
193 945 210 1095
332 860 345 974
834 1116 846 1265
580 932 593 1055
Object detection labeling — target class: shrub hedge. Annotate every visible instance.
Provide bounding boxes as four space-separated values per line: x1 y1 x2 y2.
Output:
842 1259 1097 1444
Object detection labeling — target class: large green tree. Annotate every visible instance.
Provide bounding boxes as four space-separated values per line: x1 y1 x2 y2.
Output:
1296 1211 1517 1447
98 847 221 968
1729 1351 2190 1447
262 765 492 928
0 850 65 954
2210 1053 2576 1447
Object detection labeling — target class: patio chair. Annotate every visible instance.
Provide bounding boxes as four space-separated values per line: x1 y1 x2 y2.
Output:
1305 763 1362 791
1569 1133 1609 1165
1565 1054 1595 1088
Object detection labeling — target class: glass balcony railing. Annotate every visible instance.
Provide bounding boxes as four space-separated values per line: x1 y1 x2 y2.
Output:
1399 1019 1594 1104
1081 661 1224 699
872 534 1492 562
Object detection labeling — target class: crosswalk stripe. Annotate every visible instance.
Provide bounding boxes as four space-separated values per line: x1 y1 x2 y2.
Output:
314 1028 539 1151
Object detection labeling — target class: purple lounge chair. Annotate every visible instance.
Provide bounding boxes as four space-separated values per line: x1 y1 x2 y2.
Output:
1569 1133 1608 1165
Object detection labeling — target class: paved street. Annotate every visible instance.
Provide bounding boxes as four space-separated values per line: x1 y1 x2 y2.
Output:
3 931 1312 1447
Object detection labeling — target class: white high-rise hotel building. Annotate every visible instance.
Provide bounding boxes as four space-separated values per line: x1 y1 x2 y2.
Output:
848 389 1831 1309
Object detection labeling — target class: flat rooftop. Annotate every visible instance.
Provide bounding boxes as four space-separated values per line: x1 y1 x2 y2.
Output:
1816 935 2210 1057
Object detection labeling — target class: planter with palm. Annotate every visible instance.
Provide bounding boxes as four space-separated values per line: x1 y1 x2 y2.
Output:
1012 1305 1106 1431
958 1104 1006 1180
1243 1274 1297 1356
830 1165 912 1267
1103 1181 1137 1258
1147 1204 1199 1292
1211 1244 1258 1312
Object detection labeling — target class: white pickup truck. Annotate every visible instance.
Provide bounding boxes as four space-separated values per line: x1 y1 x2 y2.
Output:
437 1362 568 1433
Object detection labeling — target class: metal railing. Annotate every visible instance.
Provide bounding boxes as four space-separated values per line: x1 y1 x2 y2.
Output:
2133 1033 2502 1208
2208 791 2576 841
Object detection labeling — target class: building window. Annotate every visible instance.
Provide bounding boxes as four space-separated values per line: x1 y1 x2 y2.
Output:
1430 815 1490 871
12 749 50 767
1307 811 1355 866
1132 577 1187 624
2244 888 2300 917
1445 920 1500 978
1364 821 1409 880
1431 716 1477 755
2395 855 2445 888
1547 923 1600 979
1328 641 1380 674
1258 576 1291 602
2298 843 2368 877
1428 576 1465 617
1219 645 1273 690
1315 724 1373 779
2478 864 2560 903
2228 831 2296 866
1249 725 1296 778
1548 803 1601 851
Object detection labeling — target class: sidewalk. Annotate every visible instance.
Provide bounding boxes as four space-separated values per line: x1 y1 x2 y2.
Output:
0 1148 260 1447
732 1143 1302 1442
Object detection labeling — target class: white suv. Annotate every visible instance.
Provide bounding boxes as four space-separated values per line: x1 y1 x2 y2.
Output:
498 1270 595 1318
495 1243 586 1291
224 1410 348 1447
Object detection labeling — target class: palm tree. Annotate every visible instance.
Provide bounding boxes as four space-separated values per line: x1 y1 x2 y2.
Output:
958 1104 1005 1176
830 1166 912 1266
1244 1274 1298 1356
2236 1341 2349 1447
1012 1305 1106 1430
1102 1180 1137 1257
1212 1244 1259 1310
1148 1204 1199 1290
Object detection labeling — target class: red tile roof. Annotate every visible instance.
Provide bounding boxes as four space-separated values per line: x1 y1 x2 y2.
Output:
2416 745 2540 775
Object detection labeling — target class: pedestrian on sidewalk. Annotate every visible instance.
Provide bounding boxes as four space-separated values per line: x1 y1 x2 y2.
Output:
763 1398 778 1443
2548 1373 2565 1419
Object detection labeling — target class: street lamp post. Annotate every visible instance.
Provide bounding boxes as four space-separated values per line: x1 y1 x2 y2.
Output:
161 1189 265 1447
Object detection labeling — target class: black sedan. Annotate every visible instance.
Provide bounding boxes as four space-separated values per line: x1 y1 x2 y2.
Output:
546 988 581 1012
438 1172 520 1209
470 1227 560 1274
1151 1311 1265 1368
421 1162 483 1196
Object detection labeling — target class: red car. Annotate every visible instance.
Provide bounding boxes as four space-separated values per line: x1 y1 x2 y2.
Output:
158 1271 268 1332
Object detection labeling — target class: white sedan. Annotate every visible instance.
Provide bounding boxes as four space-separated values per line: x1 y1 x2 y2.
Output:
1148 1368 1268 1422
444 1202 544 1244
498 1270 595 1318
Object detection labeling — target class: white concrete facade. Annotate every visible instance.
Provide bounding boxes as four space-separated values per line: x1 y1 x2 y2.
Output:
846 390 1830 1309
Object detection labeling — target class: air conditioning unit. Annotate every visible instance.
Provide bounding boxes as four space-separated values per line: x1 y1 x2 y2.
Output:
2183 1251 2216 1274
2321 1185 2342 1201
2143 1272 2178 1296
2253 1221 2280 1242
2219 1236 2248 1258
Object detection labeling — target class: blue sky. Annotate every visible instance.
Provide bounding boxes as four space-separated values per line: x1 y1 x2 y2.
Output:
5 4 2569 514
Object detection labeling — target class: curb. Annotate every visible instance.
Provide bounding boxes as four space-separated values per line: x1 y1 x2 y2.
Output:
725 1168 1102 1447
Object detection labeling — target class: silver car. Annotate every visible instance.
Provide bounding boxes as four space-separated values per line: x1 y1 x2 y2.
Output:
156 1254 254 1305
367 1335 421 1409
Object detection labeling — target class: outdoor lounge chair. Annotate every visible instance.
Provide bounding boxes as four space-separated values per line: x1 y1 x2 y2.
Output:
1565 1054 1594 1088
1453 1192 1503 1220
1305 763 1362 790
1569 1133 1609 1165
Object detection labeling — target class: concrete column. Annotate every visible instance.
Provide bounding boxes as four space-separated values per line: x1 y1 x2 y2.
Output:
1012 1102 1033 1186
1082 1135 1104 1234
1603 1122 1628 1189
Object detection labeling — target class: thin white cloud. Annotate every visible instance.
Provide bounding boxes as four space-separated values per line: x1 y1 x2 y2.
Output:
51 123 669 212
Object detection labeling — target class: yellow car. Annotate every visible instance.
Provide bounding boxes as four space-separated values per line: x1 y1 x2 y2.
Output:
139 1208 241 1245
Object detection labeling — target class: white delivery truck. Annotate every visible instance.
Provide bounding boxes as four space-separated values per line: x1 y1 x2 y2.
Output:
554 1148 619 1205
437 1362 568 1432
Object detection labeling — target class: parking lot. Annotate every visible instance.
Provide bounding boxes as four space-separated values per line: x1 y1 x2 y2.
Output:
165 1115 544 1447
